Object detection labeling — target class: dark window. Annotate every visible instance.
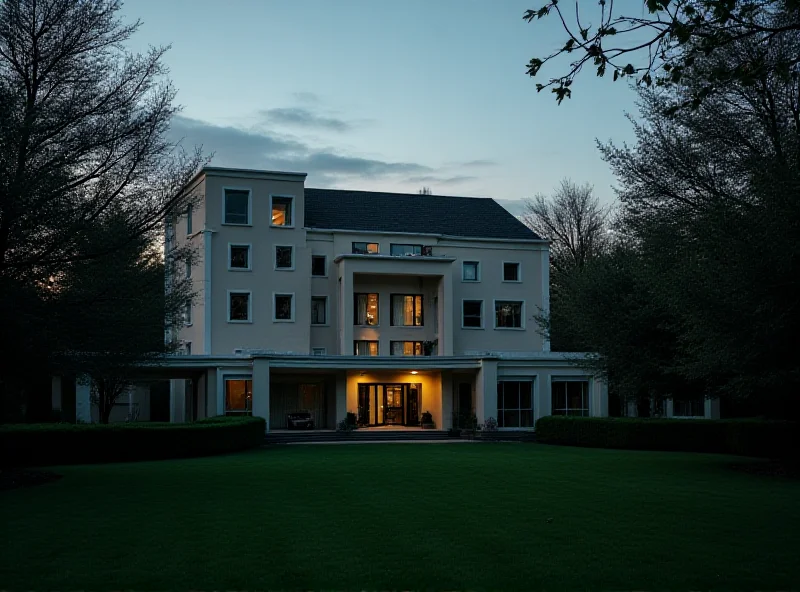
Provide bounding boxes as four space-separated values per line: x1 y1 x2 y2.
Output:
463 261 479 281
673 397 705 417
354 293 379 325
503 262 520 281
274 294 293 320
229 292 250 321
390 341 423 356
229 245 250 269
352 242 379 254
311 297 327 325
390 294 423 326
551 380 589 416
186 204 193 234
224 189 249 224
497 381 534 428
271 196 293 226
275 246 293 269
311 255 326 276
495 301 522 328
463 300 482 328
354 340 379 356
390 243 422 256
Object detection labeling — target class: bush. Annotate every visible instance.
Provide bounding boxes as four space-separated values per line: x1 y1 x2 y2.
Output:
0 416 266 467
535 416 798 459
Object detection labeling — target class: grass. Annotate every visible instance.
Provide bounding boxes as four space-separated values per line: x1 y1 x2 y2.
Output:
1 444 799 591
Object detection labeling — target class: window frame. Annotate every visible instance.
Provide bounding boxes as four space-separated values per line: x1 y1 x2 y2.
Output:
311 295 328 326
311 255 327 277
227 290 252 323
221 187 252 226
390 243 423 256
390 294 424 327
494 299 525 330
390 341 424 356
269 194 295 228
228 243 252 272
497 380 535 429
462 260 480 282
502 261 521 283
352 242 380 255
224 376 253 416
462 299 484 329
551 378 590 417
353 340 380 356
354 293 380 326
274 245 295 271
273 292 295 323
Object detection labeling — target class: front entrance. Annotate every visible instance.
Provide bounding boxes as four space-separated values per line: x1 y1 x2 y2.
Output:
357 383 420 426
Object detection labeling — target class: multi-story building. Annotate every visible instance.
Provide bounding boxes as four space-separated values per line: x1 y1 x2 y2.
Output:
150 166 608 431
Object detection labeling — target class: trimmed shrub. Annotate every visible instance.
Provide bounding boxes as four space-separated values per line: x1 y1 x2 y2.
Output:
535 416 798 459
1 416 266 467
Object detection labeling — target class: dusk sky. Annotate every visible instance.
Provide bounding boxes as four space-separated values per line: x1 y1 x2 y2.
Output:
122 0 644 215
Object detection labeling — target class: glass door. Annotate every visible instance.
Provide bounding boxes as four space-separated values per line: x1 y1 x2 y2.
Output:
384 385 404 425
406 384 420 425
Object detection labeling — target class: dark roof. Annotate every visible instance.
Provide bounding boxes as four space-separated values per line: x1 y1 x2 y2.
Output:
303 189 541 241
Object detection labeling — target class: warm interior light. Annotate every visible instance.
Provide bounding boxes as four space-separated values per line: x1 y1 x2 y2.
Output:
410 370 419 375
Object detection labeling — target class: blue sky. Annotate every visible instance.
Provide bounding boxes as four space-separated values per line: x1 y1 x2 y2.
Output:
122 0 642 214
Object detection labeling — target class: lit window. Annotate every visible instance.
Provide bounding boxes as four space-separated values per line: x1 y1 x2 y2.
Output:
551 380 589 416
229 244 250 270
390 243 422 256
228 292 251 322
390 341 423 356
352 242 379 254
390 294 423 326
503 262 520 282
495 301 523 328
275 245 293 270
463 261 479 281
224 189 250 225
271 196 293 226
497 381 534 427
354 293 379 325
225 378 252 415
354 340 379 356
311 296 327 325
311 255 326 276
463 300 482 328
274 294 294 321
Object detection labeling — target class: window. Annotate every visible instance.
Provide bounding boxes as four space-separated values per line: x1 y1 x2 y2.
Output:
224 188 250 225
185 259 192 279
271 195 293 226
390 243 422 256
495 301 523 328
462 300 483 328
311 296 327 325
228 292 251 322
673 397 705 417
390 294 423 326
551 380 589 416
352 242 379 255
391 341 423 356
183 300 192 324
274 293 294 321
503 262 520 282
354 340 379 356
275 245 294 270
497 381 534 428
311 347 326 356
186 204 193 235
184 342 192 355
229 244 251 270
311 255 326 277
463 261 480 281
225 378 252 415
354 293 379 325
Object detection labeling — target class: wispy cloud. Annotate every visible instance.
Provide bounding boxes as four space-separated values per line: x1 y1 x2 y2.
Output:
292 91 319 104
260 107 353 132
449 159 498 168
407 174 477 185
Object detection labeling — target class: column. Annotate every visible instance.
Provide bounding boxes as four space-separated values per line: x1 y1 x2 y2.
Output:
75 375 92 423
252 358 270 433
438 272 454 356
707 397 720 419
665 398 674 418
170 379 185 423
540 247 551 352
339 261 353 355
475 359 498 424
440 370 453 430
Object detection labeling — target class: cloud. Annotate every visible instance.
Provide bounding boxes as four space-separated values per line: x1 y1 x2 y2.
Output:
260 107 352 132
448 159 498 168
292 91 319 104
407 174 477 185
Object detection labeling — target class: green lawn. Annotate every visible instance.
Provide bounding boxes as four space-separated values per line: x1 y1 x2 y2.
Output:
2 444 799 591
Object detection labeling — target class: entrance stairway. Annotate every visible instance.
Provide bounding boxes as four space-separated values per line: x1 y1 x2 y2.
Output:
264 429 454 445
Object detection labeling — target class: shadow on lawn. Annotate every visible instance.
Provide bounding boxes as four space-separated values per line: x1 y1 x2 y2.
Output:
0 469 62 491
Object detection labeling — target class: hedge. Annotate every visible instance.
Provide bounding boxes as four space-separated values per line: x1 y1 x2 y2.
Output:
0 416 266 467
534 416 798 459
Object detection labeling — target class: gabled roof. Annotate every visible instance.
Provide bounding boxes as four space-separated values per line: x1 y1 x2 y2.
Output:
304 188 541 241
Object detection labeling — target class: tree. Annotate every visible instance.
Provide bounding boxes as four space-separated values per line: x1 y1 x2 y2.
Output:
523 0 800 106
0 0 202 419
419 186 433 195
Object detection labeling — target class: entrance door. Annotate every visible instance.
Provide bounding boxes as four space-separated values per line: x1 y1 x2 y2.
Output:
407 384 420 425
357 385 371 426
384 385 404 425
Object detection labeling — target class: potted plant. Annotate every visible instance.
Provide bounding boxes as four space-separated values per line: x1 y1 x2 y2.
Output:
422 339 438 356
421 410 435 429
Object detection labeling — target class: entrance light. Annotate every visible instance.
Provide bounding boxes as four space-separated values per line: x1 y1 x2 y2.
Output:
410 370 419 375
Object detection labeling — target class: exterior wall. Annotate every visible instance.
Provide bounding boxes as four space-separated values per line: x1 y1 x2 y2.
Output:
345 369 443 429
176 178 206 353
